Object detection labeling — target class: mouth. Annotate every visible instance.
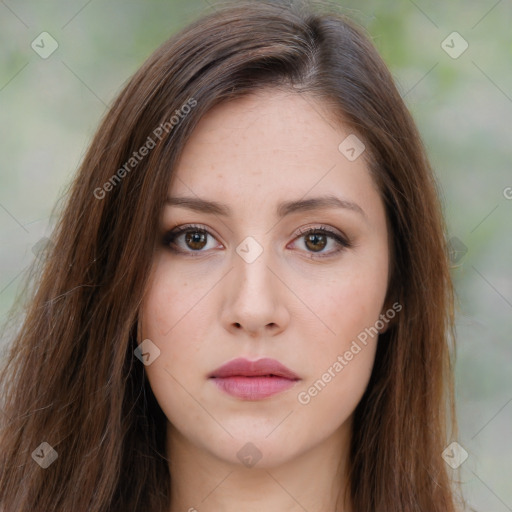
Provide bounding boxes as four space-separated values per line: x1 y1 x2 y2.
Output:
208 357 301 400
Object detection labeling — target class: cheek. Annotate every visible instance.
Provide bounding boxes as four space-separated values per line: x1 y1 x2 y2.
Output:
139 262 201 387
293 270 383 426
302 262 388 349
139 272 205 429
291 252 387 407
293 340 377 444
140 255 212 339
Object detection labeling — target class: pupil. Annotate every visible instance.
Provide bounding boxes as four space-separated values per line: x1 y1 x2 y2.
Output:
186 231 206 250
306 233 326 252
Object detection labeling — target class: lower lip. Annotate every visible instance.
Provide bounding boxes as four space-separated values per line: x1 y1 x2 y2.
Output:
210 376 298 400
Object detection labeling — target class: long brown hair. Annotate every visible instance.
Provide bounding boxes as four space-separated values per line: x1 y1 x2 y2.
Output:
0 1 460 510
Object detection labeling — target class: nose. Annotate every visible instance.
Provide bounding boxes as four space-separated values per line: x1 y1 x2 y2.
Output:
220 246 290 338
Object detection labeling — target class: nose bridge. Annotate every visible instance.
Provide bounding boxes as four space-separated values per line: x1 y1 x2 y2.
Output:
233 235 276 304
222 234 288 335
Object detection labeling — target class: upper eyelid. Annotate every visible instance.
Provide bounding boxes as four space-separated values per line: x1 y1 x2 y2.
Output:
166 223 344 238
164 223 349 249
295 224 346 238
166 224 222 243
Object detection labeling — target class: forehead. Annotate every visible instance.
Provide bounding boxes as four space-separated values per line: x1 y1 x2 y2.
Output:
169 89 379 217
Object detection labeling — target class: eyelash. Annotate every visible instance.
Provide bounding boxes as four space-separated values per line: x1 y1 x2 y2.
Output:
162 223 351 259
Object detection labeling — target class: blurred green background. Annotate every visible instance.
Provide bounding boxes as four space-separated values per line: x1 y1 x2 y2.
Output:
1 0 511 510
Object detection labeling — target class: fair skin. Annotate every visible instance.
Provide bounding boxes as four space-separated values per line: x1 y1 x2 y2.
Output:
140 89 390 512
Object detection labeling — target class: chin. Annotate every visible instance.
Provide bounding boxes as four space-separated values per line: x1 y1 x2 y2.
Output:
201 426 309 470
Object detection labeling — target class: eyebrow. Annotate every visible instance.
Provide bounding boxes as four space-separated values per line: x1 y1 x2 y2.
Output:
166 194 368 220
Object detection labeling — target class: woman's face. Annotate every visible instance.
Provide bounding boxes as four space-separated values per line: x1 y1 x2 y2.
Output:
141 89 390 469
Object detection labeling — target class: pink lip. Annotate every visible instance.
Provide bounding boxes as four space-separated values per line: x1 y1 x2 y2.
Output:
208 357 300 400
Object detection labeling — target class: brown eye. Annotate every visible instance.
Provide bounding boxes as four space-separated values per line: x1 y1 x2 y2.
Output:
293 226 351 259
304 232 327 252
184 231 208 250
163 224 219 254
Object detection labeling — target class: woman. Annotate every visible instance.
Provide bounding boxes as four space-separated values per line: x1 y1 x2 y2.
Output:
0 1 462 510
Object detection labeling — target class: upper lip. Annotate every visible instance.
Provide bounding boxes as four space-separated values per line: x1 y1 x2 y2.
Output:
208 357 300 380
